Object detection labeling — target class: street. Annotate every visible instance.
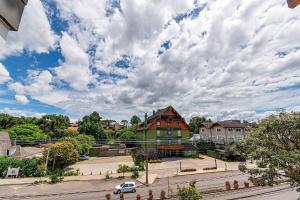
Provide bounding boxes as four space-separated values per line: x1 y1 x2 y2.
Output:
0 171 298 200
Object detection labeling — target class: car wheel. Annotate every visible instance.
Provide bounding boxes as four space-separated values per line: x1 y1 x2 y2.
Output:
132 189 136 193
117 190 121 194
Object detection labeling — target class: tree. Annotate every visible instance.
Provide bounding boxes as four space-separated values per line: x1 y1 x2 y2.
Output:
234 111 300 191
74 134 95 155
43 141 79 170
121 120 129 127
38 114 70 138
0 113 15 129
189 116 211 133
130 115 141 128
177 181 202 200
78 112 106 142
8 124 47 140
118 129 136 147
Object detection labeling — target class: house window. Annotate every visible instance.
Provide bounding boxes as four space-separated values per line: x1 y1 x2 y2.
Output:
168 131 172 135
228 128 233 131
157 121 160 127
157 130 160 137
157 139 161 144
167 122 171 127
216 128 221 132
177 130 181 137
236 128 241 132
201 129 205 132
177 121 180 127
178 139 182 144
168 139 172 145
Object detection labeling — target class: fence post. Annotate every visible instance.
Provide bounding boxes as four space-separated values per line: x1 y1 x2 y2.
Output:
136 194 141 200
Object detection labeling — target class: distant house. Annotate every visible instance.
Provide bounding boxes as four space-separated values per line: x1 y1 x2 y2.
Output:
0 131 11 156
102 120 124 131
198 120 256 144
136 106 191 157
68 123 79 131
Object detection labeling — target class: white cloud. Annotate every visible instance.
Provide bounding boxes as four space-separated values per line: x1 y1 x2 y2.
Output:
7 0 300 121
0 107 46 118
0 0 57 58
0 63 11 84
54 33 93 91
15 95 29 105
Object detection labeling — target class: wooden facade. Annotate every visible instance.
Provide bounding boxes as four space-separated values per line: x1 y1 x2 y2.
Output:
137 106 191 155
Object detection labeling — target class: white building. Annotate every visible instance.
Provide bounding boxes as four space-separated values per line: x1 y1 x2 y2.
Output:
198 120 256 144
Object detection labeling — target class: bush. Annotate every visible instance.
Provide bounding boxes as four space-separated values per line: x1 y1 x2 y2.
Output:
105 171 111 179
64 169 80 176
41 141 79 170
177 181 202 200
131 169 139 179
256 160 267 168
8 124 47 141
49 173 64 184
0 157 44 178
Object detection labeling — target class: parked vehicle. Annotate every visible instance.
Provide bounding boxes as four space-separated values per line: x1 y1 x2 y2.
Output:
114 182 136 194
79 155 89 160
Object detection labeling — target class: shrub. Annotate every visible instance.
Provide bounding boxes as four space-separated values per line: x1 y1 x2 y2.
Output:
105 171 111 179
256 160 267 168
244 181 250 188
117 164 128 177
225 181 231 190
64 169 80 176
41 141 79 170
49 173 64 184
8 124 47 141
0 157 44 178
233 180 239 189
177 181 202 200
131 169 139 179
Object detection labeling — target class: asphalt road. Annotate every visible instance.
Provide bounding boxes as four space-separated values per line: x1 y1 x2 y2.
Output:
1 171 298 200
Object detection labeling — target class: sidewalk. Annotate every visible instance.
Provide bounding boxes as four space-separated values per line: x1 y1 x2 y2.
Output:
0 172 133 186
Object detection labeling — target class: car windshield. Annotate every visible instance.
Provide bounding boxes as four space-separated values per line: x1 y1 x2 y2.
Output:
120 183 125 187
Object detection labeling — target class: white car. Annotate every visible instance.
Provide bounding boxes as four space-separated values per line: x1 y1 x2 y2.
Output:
114 182 136 194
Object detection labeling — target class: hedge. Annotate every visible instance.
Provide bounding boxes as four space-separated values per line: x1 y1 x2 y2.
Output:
0 156 44 178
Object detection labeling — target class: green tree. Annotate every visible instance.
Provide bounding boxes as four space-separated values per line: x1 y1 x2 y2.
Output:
234 111 300 190
177 181 202 200
0 113 15 129
8 124 47 140
74 134 95 155
78 112 106 142
118 129 136 147
189 116 211 133
43 141 79 170
38 115 70 138
130 115 141 128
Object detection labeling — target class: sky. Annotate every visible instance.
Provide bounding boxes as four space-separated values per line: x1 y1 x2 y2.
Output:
0 0 300 122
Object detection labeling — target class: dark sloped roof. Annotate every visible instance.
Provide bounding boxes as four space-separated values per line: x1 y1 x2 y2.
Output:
199 120 256 128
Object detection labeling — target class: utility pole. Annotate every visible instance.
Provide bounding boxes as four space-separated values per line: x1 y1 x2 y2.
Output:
144 112 149 185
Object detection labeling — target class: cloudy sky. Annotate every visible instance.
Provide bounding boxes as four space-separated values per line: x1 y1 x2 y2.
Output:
0 0 300 122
